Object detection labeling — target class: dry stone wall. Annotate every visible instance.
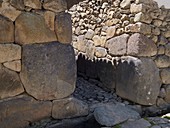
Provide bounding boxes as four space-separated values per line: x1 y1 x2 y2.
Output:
69 0 170 106
0 0 86 128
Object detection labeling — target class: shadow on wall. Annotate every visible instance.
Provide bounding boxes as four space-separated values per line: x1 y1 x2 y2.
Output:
77 53 117 90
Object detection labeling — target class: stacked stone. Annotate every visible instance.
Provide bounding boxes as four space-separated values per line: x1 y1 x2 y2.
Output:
70 0 170 107
0 0 89 128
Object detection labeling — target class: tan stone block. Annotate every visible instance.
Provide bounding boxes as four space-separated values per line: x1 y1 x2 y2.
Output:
0 64 24 100
0 1 21 21
0 15 14 43
10 0 25 10
3 60 21 72
24 0 41 9
165 43 170 57
55 12 72 44
130 4 148 13
134 12 152 24
155 55 170 68
127 33 157 57
44 11 55 31
43 0 67 13
0 44 21 63
15 12 57 45
106 26 116 39
95 47 107 58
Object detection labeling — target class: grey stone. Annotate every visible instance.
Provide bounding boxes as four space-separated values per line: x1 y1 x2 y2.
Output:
52 97 89 119
94 103 140 127
121 118 151 128
164 85 170 103
55 12 72 44
20 42 76 100
0 95 52 128
0 64 24 100
106 34 129 56
85 29 95 39
95 47 107 58
10 0 25 10
116 57 161 105
165 43 170 57
127 33 157 57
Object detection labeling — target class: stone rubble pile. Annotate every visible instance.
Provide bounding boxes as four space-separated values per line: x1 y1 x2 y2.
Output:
69 0 170 107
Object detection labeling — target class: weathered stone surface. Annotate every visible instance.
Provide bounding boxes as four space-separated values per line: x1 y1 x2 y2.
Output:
86 40 95 59
0 64 24 99
94 103 140 127
95 47 107 58
121 118 151 128
24 0 41 9
15 12 57 45
106 34 129 56
154 55 170 68
0 44 21 63
44 11 55 31
126 22 151 35
20 42 76 100
106 26 116 39
120 0 131 9
0 16 14 43
52 97 88 119
3 60 21 72
116 57 161 105
85 29 95 39
160 68 170 84
92 35 106 47
164 85 170 103
55 12 72 44
43 0 67 13
165 43 170 57
77 35 87 52
0 95 52 128
134 12 152 24
0 1 21 21
127 33 157 57
10 0 25 10
130 4 148 13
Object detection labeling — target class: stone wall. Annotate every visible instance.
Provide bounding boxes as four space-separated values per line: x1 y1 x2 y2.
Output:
69 0 170 106
0 0 84 128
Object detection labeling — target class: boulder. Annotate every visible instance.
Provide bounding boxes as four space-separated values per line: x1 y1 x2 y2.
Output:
0 15 14 43
0 43 21 63
94 103 140 127
20 42 76 100
43 0 67 13
127 33 157 57
0 95 52 128
55 12 72 44
106 34 129 56
116 57 161 105
0 64 24 100
15 12 57 45
52 97 88 119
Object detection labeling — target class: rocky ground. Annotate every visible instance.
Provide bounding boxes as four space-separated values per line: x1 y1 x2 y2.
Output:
27 77 170 128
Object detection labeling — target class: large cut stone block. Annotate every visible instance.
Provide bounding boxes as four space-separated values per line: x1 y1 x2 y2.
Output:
0 15 14 43
20 42 76 100
0 95 52 128
0 43 21 63
0 64 24 100
55 12 72 44
15 12 57 45
43 0 67 13
116 57 161 105
52 97 88 119
127 33 157 57
106 34 129 56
